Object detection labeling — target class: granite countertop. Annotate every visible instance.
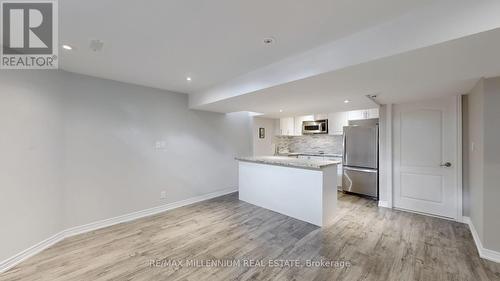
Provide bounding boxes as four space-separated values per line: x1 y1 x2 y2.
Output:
235 156 340 170
278 152 343 158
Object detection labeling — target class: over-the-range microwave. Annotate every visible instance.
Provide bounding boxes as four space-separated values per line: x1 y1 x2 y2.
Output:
302 119 328 134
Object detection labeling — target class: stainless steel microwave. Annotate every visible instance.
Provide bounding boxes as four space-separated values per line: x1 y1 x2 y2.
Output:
302 120 328 134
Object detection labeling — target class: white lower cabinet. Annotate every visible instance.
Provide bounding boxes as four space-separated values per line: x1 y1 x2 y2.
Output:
337 164 342 188
299 155 343 187
325 157 343 187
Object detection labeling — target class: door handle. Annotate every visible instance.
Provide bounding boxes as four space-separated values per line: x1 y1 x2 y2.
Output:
343 166 378 173
440 162 452 167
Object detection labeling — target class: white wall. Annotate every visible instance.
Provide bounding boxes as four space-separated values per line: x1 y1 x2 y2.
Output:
0 70 253 261
465 79 486 244
0 71 65 262
482 77 500 252
61 72 252 227
252 117 276 156
378 104 391 206
467 81 486 239
464 77 500 253
461 95 470 217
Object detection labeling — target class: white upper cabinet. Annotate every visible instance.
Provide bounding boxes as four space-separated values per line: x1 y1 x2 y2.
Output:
279 117 294 136
313 113 328 120
329 108 379 135
367 108 380 119
278 109 378 136
327 112 348 135
293 115 314 135
347 110 364 120
348 108 379 120
279 115 314 136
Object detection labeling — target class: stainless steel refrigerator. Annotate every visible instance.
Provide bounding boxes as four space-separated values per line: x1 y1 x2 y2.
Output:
342 120 378 199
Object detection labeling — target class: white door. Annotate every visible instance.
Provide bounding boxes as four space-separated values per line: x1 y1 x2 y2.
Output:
393 96 459 219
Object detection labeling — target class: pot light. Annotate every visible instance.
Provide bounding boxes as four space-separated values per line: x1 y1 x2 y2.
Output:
344 99 350 104
279 109 283 112
62 44 73 50
186 77 192 81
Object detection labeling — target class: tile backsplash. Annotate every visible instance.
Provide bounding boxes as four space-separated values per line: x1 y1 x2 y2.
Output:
275 134 343 155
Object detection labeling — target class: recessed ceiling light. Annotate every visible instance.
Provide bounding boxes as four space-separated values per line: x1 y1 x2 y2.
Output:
62 44 72 50
279 109 283 112
263 37 276 45
344 99 350 104
186 77 192 81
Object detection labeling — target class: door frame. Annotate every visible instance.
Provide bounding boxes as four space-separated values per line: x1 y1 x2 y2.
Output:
384 95 463 221
456 95 463 221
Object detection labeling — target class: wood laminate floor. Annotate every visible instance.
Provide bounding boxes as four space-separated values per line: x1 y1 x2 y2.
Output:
1 192 499 281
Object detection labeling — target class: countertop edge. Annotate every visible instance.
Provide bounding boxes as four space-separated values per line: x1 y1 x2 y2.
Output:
235 157 339 171
278 153 343 158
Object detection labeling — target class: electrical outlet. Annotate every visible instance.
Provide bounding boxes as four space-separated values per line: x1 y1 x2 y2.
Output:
160 191 167 199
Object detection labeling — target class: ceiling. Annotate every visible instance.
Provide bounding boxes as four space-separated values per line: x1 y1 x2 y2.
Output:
197 28 500 118
59 0 434 94
58 1 500 118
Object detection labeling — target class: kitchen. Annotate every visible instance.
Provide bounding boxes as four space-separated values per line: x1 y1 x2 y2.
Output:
238 107 380 226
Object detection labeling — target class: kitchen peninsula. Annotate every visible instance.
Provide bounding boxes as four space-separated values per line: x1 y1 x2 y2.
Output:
236 156 340 227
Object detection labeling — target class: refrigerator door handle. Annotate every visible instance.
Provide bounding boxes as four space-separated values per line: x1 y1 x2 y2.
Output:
342 129 347 164
343 166 378 173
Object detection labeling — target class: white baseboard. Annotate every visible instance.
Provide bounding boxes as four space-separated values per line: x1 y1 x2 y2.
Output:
378 200 390 208
0 231 66 274
0 188 237 273
462 216 500 263
63 187 237 238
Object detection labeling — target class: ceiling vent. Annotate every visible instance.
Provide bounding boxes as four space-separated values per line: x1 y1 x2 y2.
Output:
89 39 104 52
366 94 381 106
263 37 276 45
